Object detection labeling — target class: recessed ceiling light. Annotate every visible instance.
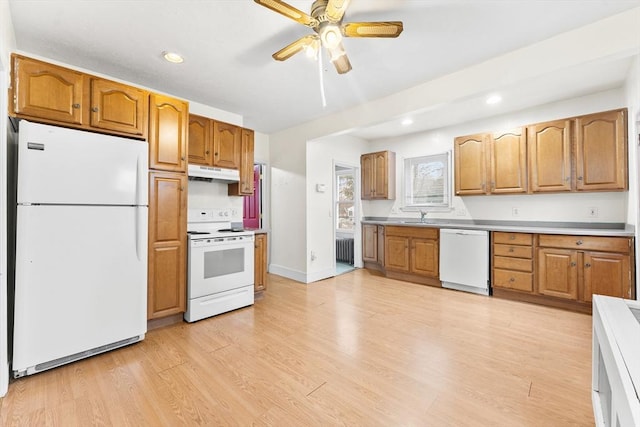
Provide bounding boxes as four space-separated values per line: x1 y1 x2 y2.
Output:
486 94 502 105
401 118 413 126
162 51 184 64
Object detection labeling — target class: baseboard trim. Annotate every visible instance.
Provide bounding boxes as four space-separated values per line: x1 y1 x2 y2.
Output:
269 264 307 283
306 268 335 283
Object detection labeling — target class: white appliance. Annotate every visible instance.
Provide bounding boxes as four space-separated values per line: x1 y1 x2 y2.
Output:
439 228 489 295
592 295 640 427
185 209 254 322
12 121 148 377
188 164 239 182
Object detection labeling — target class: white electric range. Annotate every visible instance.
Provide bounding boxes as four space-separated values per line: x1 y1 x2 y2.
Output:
185 209 255 322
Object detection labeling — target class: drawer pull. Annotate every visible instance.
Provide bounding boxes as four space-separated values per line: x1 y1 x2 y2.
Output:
91 106 99 112
571 262 577 267
72 103 80 109
576 240 583 246
509 277 515 282
508 247 514 253
509 235 515 240
585 263 591 268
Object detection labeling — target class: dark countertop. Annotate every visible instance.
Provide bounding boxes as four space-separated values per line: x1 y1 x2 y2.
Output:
362 218 635 237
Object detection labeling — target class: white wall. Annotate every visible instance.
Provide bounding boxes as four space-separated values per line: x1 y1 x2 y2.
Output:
0 0 17 397
365 88 630 223
306 135 368 282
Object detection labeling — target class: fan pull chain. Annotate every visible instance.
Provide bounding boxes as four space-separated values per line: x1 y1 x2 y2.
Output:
318 49 327 108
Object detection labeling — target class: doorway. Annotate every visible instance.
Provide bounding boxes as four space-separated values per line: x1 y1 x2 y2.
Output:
333 162 360 276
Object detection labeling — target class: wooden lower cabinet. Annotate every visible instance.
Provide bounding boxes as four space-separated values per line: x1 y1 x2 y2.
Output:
254 233 268 292
492 232 534 293
583 252 631 301
537 248 578 300
383 226 439 286
411 238 438 277
148 171 187 319
362 224 385 270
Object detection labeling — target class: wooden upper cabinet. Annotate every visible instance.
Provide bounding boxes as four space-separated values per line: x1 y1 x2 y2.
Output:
12 54 84 125
575 109 627 191
11 54 149 138
361 151 395 200
528 120 572 192
149 94 188 172
89 78 147 137
228 128 255 196
188 114 212 165
489 128 527 194
454 134 487 195
213 121 241 169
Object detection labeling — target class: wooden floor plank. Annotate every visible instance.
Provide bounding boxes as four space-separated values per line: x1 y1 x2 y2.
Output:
0 269 595 425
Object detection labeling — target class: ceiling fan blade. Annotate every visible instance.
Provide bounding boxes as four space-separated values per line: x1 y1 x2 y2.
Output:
342 21 404 38
273 35 319 61
254 0 318 27
325 0 351 22
330 48 352 74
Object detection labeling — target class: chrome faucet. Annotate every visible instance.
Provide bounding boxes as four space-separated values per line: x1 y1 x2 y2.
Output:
419 209 428 223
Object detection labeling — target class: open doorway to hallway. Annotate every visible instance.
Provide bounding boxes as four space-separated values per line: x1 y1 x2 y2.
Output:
334 163 359 276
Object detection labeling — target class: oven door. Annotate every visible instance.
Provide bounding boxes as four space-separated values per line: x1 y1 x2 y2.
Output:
189 235 254 299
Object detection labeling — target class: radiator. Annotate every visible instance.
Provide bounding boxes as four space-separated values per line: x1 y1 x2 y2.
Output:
336 238 354 265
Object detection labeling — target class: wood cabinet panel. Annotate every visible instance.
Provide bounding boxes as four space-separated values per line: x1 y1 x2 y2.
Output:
528 120 572 192
493 269 533 292
538 235 630 254
187 114 211 165
385 226 438 240
361 151 395 200
149 94 188 172
254 233 268 292
228 128 255 196
454 134 487 195
385 235 410 272
411 238 438 277
583 252 631 301
493 244 532 259
213 121 241 169
575 109 627 191
12 55 84 125
493 232 533 246
494 256 532 272
537 248 578 300
148 171 187 319
377 226 385 265
489 128 527 193
89 78 147 136
362 224 377 262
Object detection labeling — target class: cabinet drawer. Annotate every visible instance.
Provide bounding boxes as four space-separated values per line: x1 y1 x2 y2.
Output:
385 226 438 240
493 232 532 245
538 234 630 253
493 269 533 292
494 256 532 272
493 244 532 259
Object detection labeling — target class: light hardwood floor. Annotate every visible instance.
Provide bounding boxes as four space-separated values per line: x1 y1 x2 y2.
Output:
1 269 594 426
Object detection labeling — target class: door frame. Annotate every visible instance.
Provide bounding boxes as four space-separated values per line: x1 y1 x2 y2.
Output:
0 55 9 395
332 160 362 273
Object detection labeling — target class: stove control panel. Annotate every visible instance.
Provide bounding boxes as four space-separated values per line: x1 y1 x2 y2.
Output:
188 208 239 223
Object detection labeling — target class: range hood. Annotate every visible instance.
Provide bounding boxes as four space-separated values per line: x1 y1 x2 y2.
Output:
188 164 240 182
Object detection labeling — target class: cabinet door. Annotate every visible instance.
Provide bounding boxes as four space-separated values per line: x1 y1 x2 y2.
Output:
489 128 527 194
372 151 389 199
361 153 374 199
148 172 187 319
411 238 439 277
229 129 255 196
575 109 627 191
90 79 147 137
583 252 631 301
149 94 188 172
454 134 488 195
213 121 241 169
377 226 385 265
362 224 377 262
188 115 212 165
12 55 84 125
528 120 572 192
385 235 410 272
537 248 578 300
254 233 267 292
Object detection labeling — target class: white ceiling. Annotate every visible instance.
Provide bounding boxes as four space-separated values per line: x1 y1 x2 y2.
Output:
7 0 640 138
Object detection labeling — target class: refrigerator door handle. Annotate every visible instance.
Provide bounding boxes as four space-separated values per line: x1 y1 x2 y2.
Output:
135 206 145 262
136 152 146 206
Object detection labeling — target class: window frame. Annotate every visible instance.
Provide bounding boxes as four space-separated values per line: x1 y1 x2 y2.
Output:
335 170 355 234
403 151 451 210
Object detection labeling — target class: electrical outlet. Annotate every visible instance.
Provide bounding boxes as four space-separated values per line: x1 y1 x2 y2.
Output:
588 207 598 218
512 207 520 217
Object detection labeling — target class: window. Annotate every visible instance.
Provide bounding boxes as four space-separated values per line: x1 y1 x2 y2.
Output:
336 172 355 232
404 152 450 208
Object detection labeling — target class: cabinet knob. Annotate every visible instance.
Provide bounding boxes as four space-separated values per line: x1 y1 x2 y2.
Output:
585 263 591 268
509 235 515 240
206 150 210 154
181 156 185 161
180 186 184 191
576 240 583 245
570 262 577 267
565 177 570 182
577 176 583 181
214 152 219 156
91 106 99 112
508 247 514 253
509 277 515 282
72 103 80 109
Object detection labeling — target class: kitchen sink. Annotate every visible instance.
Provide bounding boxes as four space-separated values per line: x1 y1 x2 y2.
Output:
399 220 449 225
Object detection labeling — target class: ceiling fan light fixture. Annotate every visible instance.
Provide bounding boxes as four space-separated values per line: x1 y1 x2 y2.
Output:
305 39 320 58
319 24 342 49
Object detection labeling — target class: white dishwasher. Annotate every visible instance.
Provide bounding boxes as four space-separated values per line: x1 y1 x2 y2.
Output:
439 229 489 295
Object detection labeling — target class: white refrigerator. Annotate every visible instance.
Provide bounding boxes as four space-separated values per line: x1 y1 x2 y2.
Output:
12 121 148 377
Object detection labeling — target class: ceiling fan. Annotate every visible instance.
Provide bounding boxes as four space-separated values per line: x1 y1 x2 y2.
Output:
254 0 404 74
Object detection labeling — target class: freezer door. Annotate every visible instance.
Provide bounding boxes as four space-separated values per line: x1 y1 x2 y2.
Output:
17 121 148 206
12 205 148 372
